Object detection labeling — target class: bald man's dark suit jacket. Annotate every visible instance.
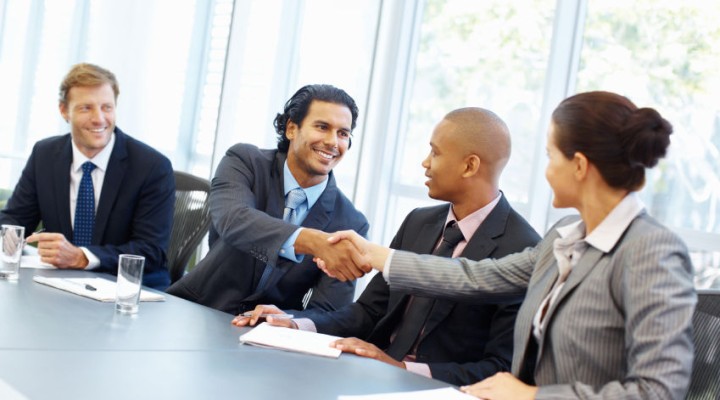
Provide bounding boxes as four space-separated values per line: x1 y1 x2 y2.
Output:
0 128 174 289
167 144 369 315
308 196 540 385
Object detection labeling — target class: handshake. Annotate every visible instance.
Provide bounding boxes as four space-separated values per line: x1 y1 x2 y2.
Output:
295 229 389 282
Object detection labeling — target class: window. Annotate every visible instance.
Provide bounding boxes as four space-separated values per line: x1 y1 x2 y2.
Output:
213 0 381 192
3 0 719 288
380 0 556 243
577 0 720 245
0 0 232 186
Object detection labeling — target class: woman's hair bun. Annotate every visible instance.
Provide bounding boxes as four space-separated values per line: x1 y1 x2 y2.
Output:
619 107 673 168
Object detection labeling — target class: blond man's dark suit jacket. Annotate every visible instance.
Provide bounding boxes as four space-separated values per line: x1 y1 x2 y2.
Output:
0 128 174 289
307 196 540 385
388 213 696 399
167 144 369 315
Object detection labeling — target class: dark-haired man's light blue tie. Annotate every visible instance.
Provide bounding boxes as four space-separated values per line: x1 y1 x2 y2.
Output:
255 188 307 292
73 161 96 246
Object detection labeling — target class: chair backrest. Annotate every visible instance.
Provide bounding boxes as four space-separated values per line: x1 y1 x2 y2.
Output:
168 171 211 283
686 289 720 400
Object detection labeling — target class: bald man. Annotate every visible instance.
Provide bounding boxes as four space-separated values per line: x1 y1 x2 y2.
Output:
235 108 540 385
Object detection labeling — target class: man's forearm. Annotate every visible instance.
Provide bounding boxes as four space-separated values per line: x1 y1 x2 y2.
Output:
293 228 328 256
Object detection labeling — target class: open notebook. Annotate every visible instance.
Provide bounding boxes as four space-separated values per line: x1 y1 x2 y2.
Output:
239 322 342 358
33 276 165 302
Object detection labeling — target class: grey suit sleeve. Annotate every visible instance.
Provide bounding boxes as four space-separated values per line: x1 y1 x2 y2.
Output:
210 147 297 266
388 246 538 304
536 229 696 400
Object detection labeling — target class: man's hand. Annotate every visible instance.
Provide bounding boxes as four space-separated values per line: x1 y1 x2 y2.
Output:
25 232 88 269
314 230 392 276
460 372 538 400
295 229 371 282
231 304 297 329
330 337 405 369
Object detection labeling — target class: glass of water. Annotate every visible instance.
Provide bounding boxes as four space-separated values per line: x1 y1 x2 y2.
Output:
115 254 145 314
1 225 25 280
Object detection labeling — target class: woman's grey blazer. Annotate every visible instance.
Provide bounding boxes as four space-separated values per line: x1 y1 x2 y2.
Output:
388 212 696 400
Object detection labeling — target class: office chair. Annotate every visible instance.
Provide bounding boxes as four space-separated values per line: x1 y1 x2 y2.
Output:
686 289 720 400
167 171 212 283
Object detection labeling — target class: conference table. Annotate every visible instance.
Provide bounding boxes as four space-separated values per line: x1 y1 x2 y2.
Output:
0 268 452 399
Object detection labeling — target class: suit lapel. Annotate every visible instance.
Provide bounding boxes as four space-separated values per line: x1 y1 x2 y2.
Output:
299 172 338 231
538 246 604 357
53 137 73 237
529 233 605 369
266 151 287 220
93 129 127 244
373 206 447 342
419 197 510 341
512 234 559 379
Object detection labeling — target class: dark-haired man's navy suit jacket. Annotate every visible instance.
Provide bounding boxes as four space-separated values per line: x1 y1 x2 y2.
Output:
308 196 540 385
0 128 174 289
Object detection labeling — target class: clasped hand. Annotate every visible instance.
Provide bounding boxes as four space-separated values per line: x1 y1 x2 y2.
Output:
297 229 372 282
25 232 89 269
313 230 389 280
231 304 297 328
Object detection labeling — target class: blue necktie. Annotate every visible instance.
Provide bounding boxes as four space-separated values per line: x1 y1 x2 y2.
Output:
255 188 307 293
282 188 307 225
73 161 96 247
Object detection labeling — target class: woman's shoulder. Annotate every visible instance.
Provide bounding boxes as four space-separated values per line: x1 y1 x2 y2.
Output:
619 212 689 255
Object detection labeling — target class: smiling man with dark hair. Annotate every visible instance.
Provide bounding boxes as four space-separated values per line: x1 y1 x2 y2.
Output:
167 84 369 315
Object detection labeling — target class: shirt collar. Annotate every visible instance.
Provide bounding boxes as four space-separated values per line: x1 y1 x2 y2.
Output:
71 132 115 173
556 192 646 253
445 192 502 240
283 161 328 209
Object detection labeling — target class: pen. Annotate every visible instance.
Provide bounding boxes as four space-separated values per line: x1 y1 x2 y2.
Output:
62 278 97 291
241 312 293 319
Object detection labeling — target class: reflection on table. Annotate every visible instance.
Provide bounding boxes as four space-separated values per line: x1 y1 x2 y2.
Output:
0 268 451 399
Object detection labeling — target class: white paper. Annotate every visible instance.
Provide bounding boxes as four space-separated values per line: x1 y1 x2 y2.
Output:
338 387 475 400
32 276 165 302
239 322 342 358
20 255 56 269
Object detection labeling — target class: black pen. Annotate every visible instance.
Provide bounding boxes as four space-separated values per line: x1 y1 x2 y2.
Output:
62 278 97 291
241 312 293 319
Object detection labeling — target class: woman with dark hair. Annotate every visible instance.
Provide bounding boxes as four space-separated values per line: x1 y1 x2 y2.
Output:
323 91 696 399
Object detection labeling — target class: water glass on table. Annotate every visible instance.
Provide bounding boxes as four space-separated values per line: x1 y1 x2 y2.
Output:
115 254 145 314
1 225 25 280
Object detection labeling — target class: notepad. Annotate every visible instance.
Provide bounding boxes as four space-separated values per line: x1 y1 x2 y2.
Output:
337 388 476 400
32 276 165 302
239 322 342 358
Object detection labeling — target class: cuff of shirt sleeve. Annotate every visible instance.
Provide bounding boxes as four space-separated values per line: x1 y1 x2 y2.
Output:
293 318 317 332
404 361 432 379
80 247 100 270
382 249 396 282
279 227 305 263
